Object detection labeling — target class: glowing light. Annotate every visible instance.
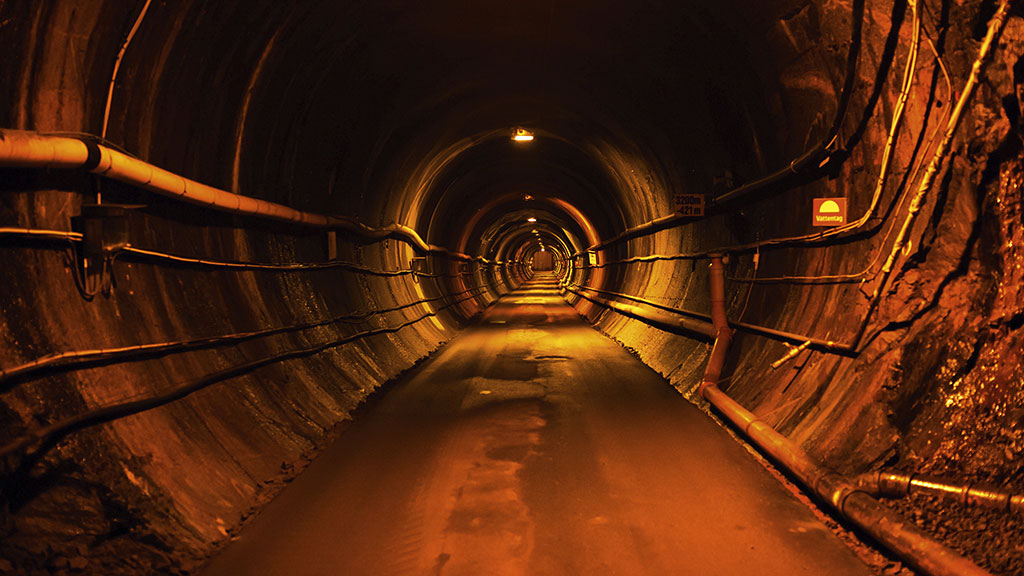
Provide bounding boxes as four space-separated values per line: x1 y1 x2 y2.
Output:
819 200 842 213
513 127 535 142
524 194 534 201
527 217 537 223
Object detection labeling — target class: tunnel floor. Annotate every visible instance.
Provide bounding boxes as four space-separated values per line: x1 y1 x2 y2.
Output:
199 276 872 576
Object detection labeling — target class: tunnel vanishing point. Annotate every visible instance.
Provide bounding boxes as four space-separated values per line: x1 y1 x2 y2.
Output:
2 0 1024 574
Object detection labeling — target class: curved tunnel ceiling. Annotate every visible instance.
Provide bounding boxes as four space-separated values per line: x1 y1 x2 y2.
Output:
119 0 787 262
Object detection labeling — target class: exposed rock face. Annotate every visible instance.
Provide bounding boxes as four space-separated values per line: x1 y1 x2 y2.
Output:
0 0 1022 574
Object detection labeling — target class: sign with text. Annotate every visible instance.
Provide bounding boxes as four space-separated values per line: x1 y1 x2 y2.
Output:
673 193 705 217
813 198 847 226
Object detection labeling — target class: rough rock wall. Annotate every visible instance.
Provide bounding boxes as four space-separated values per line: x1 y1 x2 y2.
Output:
580 0 1024 571
589 0 1023 478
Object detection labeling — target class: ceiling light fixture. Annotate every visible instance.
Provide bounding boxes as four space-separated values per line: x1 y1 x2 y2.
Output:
527 217 537 223
512 127 534 142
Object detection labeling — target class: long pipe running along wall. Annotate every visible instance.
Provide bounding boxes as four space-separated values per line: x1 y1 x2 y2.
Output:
694 256 992 576
0 130 493 263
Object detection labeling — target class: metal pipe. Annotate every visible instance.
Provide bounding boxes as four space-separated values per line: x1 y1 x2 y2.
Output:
770 340 812 369
857 471 1024 515
0 281 498 462
872 0 1011 298
695 257 990 576
563 285 716 338
0 279 490 390
576 213 680 256
565 257 987 572
101 0 154 140
700 255 733 392
572 0 865 259
0 129 484 262
565 281 852 354
701 385 992 576
708 256 728 330
0 227 83 241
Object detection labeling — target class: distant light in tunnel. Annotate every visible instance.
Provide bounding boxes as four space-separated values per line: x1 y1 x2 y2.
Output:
512 127 535 142
524 194 534 201
527 217 537 223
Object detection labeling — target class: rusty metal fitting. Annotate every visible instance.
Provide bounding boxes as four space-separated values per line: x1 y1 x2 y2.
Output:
966 486 1011 510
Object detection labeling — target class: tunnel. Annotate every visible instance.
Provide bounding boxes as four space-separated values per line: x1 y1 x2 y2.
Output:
2 0 1024 574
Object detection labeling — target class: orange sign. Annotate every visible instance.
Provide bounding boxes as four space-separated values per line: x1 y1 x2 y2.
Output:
813 198 847 226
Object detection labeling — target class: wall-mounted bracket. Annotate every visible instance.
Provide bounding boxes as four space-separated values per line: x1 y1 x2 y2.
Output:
72 203 142 298
78 203 139 257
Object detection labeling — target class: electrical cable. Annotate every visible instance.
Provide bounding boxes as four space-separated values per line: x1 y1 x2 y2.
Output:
0 281 503 463
730 5 955 285
119 246 449 277
590 2 958 284
852 0 1013 350
0 228 468 278
564 280 851 353
574 0 868 258
0 227 82 241
101 0 153 140
736 244 758 320
0 282 493 389
874 0 1010 291
710 0 866 207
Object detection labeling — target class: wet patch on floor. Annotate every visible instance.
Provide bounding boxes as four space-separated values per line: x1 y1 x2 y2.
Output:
435 402 545 575
484 355 538 381
461 377 546 411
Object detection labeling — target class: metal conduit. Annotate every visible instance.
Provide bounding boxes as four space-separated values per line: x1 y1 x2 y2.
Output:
0 129 495 264
564 281 852 353
0 227 497 274
565 256 991 576
120 246 453 276
563 285 717 338
0 281 500 463
702 381 993 576
686 258 991 576
0 227 83 241
857 471 1024 515
0 281 497 389
571 0 865 259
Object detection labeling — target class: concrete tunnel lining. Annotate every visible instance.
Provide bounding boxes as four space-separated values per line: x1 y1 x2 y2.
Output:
2 0 1024 574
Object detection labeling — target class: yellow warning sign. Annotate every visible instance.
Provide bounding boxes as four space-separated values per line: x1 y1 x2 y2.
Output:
813 198 847 226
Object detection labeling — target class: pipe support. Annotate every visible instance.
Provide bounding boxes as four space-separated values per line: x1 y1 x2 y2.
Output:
0 130 489 263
